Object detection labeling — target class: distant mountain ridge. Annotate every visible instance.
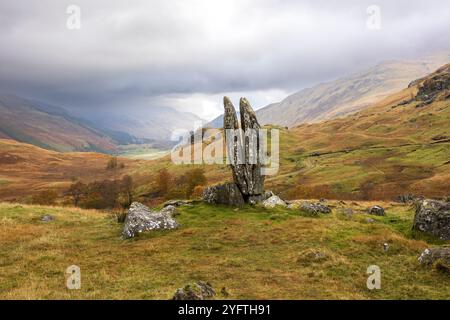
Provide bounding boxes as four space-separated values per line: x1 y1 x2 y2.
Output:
207 52 450 128
0 94 119 153
0 94 204 153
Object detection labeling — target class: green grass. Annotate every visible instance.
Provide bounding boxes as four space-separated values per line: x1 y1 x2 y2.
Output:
0 201 448 299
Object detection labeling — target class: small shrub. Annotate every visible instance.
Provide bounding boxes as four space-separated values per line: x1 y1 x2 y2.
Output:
106 157 118 170
31 190 58 205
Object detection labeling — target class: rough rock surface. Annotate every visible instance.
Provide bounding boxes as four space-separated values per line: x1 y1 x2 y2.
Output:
223 97 264 202
368 205 385 216
415 64 450 102
412 199 450 240
418 247 450 271
203 182 245 207
262 195 287 208
299 202 331 215
122 202 179 239
172 281 216 300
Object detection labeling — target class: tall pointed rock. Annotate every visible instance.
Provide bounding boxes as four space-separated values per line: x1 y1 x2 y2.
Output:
223 97 265 202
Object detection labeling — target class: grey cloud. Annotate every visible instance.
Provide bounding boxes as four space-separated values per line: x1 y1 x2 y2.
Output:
0 0 449 119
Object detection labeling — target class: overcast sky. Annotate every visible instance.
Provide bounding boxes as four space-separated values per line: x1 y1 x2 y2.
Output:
0 0 449 120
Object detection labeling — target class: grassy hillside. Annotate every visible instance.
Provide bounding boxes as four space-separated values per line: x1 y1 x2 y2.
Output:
0 201 448 299
0 139 141 202
133 65 450 201
0 65 448 204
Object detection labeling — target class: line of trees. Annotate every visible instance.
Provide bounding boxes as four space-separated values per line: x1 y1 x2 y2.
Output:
155 168 207 200
65 175 133 209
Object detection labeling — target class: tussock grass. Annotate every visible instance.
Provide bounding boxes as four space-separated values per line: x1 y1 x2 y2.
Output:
0 201 448 300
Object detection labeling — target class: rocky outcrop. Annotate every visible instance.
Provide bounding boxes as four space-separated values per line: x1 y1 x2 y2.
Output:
412 199 450 240
172 281 216 300
368 205 385 216
415 64 450 102
203 182 245 207
122 202 179 239
418 247 450 272
261 195 287 208
223 97 265 203
299 202 331 215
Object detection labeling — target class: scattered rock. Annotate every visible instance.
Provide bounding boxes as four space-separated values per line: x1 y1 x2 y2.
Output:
297 249 328 266
122 202 179 239
261 195 287 208
203 182 245 207
365 218 375 223
418 247 450 272
40 214 55 222
264 190 275 199
368 205 385 216
412 199 450 240
172 281 216 300
163 199 192 207
299 202 331 215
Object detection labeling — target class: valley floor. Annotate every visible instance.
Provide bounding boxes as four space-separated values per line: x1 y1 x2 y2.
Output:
0 201 448 299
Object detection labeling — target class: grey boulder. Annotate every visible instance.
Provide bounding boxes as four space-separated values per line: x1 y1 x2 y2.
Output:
368 205 385 216
418 247 450 271
203 182 245 207
122 202 179 239
299 202 331 215
261 195 287 208
413 199 450 240
41 214 55 222
172 281 216 300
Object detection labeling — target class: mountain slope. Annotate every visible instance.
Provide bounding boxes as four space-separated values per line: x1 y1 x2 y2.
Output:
0 95 118 152
207 52 450 128
257 53 450 127
140 63 450 201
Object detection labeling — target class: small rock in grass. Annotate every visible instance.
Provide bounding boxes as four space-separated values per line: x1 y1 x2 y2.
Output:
163 199 192 207
299 202 331 215
172 281 216 300
369 205 385 216
41 214 55 222
418 247 450 272
297 249 329 266
261 195 287 208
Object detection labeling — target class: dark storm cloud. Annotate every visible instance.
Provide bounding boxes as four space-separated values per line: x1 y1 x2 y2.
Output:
0 0 449 119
